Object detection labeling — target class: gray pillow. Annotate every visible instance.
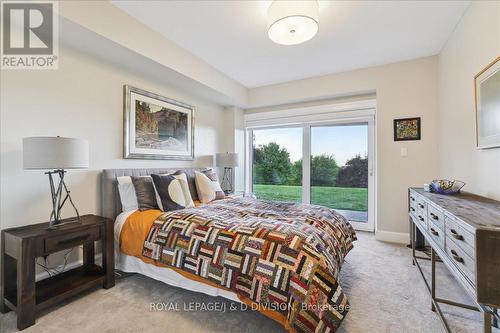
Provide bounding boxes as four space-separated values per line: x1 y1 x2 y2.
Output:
131 176 159 211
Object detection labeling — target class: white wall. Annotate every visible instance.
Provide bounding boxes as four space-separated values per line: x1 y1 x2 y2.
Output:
437 1 500 200
0 44 231 232
245 56 440 241
224 106 246 193
59 1 247 106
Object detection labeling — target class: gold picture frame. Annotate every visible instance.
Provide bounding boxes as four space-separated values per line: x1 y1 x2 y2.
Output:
474 56 500 149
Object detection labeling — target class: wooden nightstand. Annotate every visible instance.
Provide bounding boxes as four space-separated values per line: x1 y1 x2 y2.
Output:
0 214 114 330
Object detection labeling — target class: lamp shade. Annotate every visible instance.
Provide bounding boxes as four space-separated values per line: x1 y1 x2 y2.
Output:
268 0 319 45
23 137 89 170
216 152 238 167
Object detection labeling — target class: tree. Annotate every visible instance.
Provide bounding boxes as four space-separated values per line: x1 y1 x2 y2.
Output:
311 154 339 186
336 155 368 188
253 142 293 185
289 159 302 186
135 101 158 133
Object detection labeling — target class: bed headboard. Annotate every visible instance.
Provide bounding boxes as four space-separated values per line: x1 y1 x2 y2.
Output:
101 168 207 220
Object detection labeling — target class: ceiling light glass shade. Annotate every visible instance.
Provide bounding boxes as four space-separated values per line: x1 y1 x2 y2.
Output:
268 0 319 45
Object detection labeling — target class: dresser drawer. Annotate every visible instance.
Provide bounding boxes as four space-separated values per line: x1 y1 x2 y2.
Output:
427 204 444 230
414 211 428 231
416 195 428 215
44 226 100 253
409 191 418 212
446 238 475 285
411 213 424 233
428 220 445 249
445 215 475 258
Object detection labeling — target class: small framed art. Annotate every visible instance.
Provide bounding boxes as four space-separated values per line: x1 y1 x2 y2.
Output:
393 117 421 141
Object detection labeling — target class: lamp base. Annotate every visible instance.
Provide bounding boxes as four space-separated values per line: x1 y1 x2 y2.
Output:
221 167 233 194
46 217 81 230
46 169 81 229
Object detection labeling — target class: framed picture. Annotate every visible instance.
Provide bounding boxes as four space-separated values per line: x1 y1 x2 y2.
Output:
475 57 500 149
393 117 421 141
124 85 194 160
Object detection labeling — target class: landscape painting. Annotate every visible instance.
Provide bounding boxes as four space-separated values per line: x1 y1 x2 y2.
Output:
124 85 194 160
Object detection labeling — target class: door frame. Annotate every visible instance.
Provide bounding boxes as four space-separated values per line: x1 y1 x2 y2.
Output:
245 109 376 232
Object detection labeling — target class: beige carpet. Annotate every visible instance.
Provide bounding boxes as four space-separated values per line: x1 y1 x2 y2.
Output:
1 232 498 333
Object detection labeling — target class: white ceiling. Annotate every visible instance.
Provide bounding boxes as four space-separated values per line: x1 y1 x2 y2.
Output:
113 0 470 89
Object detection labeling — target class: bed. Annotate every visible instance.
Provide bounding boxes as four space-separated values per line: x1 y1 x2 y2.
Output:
102 168 356 333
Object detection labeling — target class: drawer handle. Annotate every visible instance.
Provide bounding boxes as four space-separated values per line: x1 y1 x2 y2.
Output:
418 203 424 209
450 229 464 241
57 234 91 246
418 215 424 222
450 249 464 263
410 207 415 212
430 227 439 236
430 213 439 220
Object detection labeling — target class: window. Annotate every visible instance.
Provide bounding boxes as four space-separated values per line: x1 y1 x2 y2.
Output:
246 110 375 231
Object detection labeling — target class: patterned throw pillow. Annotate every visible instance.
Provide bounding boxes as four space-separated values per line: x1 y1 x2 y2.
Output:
168 171 195 208
151 174 194 211
131 176 159 211
195 170 225 204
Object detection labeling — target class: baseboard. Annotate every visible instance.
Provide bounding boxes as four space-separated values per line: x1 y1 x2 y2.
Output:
375 230 409 244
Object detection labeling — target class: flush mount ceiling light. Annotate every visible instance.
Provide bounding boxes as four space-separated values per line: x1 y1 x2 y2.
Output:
267 0 319 45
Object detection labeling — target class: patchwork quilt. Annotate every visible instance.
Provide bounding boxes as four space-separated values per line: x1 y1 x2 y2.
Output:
142 198 356 333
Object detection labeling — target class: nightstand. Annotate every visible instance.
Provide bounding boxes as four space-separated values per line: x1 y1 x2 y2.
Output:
0 214 114 330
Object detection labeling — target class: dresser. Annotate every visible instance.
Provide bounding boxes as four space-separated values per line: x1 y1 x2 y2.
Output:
409 188 500 333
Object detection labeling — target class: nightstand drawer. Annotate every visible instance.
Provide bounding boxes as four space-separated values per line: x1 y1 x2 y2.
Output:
45 226 100 253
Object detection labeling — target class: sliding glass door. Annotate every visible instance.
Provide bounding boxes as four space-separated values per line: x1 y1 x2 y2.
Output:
251 127 303 203
248 117 375 231
310 123 371 229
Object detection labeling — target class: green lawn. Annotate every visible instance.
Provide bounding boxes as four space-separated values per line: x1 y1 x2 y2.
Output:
253 184 368 211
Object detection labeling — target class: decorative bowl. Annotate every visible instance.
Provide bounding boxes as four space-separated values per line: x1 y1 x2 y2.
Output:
429 179 465 195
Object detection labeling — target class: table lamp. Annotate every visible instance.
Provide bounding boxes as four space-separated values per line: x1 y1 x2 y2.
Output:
216 152 238 194
23 136 89 229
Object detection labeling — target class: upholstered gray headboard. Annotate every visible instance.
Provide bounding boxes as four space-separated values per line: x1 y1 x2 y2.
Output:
101 168 207 220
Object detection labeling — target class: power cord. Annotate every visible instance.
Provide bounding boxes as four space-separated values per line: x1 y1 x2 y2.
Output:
35 246 81 277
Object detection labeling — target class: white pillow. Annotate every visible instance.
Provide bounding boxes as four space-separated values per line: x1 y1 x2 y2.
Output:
171 173 195 208
194 170 225 204
117 176 138 212
152 173 194 211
